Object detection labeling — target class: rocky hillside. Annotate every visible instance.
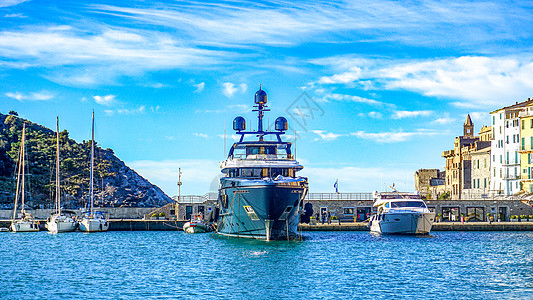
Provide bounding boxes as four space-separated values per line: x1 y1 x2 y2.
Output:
0 111 172 209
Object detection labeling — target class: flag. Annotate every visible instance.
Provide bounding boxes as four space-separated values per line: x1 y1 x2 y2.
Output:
334 179 338 193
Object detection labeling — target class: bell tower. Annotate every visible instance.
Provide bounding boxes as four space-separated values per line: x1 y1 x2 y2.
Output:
464 114 474 137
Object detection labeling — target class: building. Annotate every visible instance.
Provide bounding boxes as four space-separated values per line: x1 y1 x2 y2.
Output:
465 146 491 199
414 169 445 200
490 99 533 196
442 115 490 200
519 103 533 193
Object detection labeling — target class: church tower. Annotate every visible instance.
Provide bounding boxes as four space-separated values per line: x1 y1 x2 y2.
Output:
464 114 474 137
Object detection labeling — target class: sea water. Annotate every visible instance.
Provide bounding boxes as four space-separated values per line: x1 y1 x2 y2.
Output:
1 231 532 299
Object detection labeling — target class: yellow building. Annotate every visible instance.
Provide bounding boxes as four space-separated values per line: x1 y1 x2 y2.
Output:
519 105 533 193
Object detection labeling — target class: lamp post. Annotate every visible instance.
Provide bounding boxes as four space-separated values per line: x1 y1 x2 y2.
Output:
176 168 182 220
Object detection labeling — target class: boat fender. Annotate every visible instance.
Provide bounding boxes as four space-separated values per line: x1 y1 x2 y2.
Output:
214 207 220 221
304 203 313 217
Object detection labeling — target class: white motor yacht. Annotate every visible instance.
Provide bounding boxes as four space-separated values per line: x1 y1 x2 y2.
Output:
368 191 435 235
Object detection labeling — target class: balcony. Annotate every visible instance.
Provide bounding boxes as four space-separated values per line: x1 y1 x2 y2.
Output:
502 160 520 166
519 146 533 153
442 150 454 157
503 174 520 180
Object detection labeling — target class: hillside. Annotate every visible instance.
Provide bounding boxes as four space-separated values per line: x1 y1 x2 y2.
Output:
0 112 173 209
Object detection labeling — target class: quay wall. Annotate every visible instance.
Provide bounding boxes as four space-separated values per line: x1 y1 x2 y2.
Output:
0 208 155 220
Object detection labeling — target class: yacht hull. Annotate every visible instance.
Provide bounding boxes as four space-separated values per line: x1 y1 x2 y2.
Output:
217 183 304 241
11 220 40 232
79 218 109 232
369 212 435 235
46 215 77 233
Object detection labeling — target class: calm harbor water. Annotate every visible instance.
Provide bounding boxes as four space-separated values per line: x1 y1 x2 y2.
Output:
1 231 533 299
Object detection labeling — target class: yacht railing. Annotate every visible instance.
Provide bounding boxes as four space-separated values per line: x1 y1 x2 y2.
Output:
172 192 374 203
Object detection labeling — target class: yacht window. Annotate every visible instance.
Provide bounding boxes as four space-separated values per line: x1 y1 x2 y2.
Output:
385 202 390 208
271 168 290 177
240 168 262 178
246 146 276 155
390 201 426 208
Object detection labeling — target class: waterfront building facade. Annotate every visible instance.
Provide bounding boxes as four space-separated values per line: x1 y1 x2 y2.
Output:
414 168 445 200
519 104 533 193
465 146 491 199
490 99 533 196
442 115 490 200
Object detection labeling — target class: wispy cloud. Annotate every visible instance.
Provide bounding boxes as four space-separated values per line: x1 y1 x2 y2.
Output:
93 95 116 106
393 110 433 119
351 129 440 143
5 90 53 101
312 55 533 107
105 106 145 116
193 133 208 138
194 82 205 93
222 82 247 98
0 26 228 86
93 1 530 48
312 130 346 142
0 0 29 8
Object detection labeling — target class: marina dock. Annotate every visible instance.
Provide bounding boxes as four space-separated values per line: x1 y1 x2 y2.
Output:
2 219 533 231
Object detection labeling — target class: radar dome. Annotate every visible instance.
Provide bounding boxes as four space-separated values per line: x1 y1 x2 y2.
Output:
275 117 288 131
254 88 267 104
233 116 246 131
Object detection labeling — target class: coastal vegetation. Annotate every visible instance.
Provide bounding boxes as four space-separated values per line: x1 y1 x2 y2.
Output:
0 112 172 209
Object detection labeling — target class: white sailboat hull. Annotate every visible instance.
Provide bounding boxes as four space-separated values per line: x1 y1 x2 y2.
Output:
79 218 109 232
11 220 39 232
46 215 77 233
369 212 435 235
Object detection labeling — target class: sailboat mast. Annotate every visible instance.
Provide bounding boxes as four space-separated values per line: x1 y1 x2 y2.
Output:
12 127 23 220
90 111 94 217
56 116 61 215
21 123 26 215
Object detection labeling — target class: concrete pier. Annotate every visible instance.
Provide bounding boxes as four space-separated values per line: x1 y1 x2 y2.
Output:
299 221 533 231
2 219 533 232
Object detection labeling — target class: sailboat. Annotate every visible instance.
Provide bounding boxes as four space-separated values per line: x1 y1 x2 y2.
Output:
45 117 77 233
79 111 109 232
11 123 40 232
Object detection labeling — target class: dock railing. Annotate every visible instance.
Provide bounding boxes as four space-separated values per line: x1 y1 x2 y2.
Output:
172 192 374 203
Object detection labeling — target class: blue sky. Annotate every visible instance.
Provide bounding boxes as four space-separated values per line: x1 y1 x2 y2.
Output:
1 0 533 196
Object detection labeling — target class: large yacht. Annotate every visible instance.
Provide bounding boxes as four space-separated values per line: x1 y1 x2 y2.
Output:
368 190 435 235
216 86 308 241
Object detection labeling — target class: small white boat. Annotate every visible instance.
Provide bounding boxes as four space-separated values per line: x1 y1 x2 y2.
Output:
11 123 39 232
368 190 435 235
46 117 77 233
183 214 212 233
79 111 109 233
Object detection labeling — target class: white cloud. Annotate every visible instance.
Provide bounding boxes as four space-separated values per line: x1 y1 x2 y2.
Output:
193 133 208 138
0 26 228 86
311 130 345 142
222 82 247 97
432 117 455 125
4 90 53 101
105 106 146 116
93 1 527 48
194 82 205 93
0 0 28 8
393 110 433 119
351 129 440 143
93 95 116 106
222 82 238 97
313 55 533 107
